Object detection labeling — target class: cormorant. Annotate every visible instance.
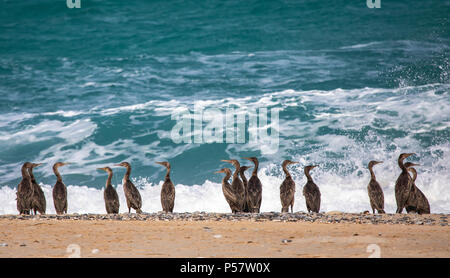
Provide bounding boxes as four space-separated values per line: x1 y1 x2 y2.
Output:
52 162 70 215
404 163 430 214
239 165 252 213
395 153 415 213
17 162 35 214
243 157 263 213
280 160 298 213
29 163 45 215
115 162 142 213
98 167 120 214
367 161 385 214
156 161 175 213
215 168 240 213
222 159 245 212
303 165 321 213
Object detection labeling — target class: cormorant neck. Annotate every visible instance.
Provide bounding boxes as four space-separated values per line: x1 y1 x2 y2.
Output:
252 160 259 176
124 165 131 180
369 166 376 180
283 165 291 178
409 169 417 182
240 170 247 184
106 172 113 187
29 170 36 184
233 167 240 179
398 158 407 173
53 166 63 182
21 166 30 180
223 171 232 184
165 167 171 181
305 170 313 182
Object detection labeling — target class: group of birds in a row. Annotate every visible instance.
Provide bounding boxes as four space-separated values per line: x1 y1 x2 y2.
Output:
15 153 430 215
16 161 173 215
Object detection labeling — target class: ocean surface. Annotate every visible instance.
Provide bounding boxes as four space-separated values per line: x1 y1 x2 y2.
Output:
0 0 449 214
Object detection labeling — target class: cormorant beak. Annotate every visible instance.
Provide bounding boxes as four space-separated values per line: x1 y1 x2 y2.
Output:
410 163 420 167
242 157 251 161
214 171 222 174
97 168 105 171
62 162 72 166
221 160 232 163
114 164 122 167
311 165 318 168
291 161 299 165
406 153 416 158
155 162 165 166
32 163 42 168
375 161 383 164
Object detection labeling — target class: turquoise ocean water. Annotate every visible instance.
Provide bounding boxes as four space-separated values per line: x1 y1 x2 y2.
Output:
0 0 449 213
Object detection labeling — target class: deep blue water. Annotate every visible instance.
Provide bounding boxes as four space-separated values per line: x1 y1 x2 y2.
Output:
0 0 449 213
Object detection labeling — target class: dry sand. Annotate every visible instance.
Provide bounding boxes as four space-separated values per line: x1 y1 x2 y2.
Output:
0 215 449 258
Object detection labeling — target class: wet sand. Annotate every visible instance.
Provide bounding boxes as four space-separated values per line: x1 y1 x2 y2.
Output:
0 213 448 258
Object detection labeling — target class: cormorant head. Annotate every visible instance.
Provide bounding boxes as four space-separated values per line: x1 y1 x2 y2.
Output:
22 162 34 169
304 165 318 174
97 167 113 174
115 162 131 168
30 163 42 169
398 153 415 162
282 160 298 168
155 161 171 169
215 168 231 175
53 162 70 169
221 159 240 168
239 165 252 173
404 162 420 168
368 160 383 168
243 157 258 164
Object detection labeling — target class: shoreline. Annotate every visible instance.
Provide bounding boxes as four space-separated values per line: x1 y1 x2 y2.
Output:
0 215 448 258
1 212 448 226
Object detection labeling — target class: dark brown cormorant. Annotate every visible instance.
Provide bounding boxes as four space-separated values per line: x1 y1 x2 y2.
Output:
17 162 35 214
239 165 252 213
215 168 240 213
303 165 321 213
29 163 45 215
115 162 142 213
395 153 415 213
222 159 245 212
52 162 70 215
404 163 430 214
243 157 263 213
280 160 298 213
156 161 175 213
367 161 385 214
98 167 120 214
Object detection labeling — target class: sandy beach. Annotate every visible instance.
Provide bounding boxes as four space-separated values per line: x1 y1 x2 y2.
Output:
0 212 448 258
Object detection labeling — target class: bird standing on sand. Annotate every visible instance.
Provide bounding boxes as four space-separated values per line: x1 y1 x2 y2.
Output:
98 167 120 214
404 162 430 214
395 153 415 213
52 162 70 215
280 160 298 213
17 162 35 214
243 157 263 213
29 163 45 215
115 162 142 213
303 165 321 213
156 161 175 213
222 159 245 212
215 168 240 213
367 161 385 214
239 165 252 212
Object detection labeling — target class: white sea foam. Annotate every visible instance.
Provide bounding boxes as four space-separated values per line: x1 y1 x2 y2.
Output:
0 84 448 214
0 159 448 215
